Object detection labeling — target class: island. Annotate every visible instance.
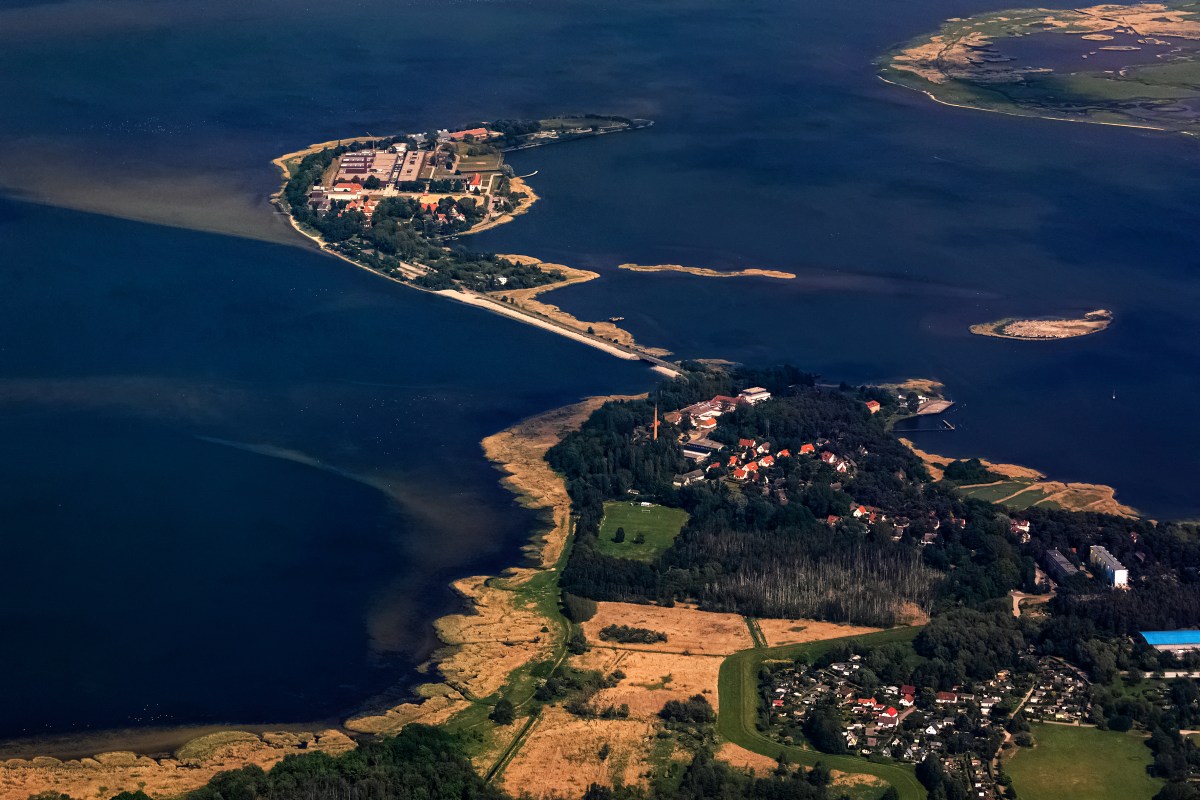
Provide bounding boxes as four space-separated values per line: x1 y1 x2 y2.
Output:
879 2 1200 136
970 308 1113 340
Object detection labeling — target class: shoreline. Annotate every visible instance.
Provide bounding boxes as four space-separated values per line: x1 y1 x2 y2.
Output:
343 394 646 739
901 438 1137 517
617 263 797 280
0 396 642 799
969 309 1113 341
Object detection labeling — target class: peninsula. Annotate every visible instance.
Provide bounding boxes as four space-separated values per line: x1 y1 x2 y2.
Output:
272 115 678 374
970 309 1113 340
879 2 1200 136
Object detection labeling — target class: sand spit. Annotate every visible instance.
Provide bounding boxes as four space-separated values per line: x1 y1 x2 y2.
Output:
487 255 672 358
971 309 1113 340
901 439 1137 517
0 730 354 800
618 263 796 280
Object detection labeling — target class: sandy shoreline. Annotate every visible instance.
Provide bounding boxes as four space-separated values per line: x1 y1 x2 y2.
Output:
970 309 1113 341
617 263 796 280
902 438 1137 517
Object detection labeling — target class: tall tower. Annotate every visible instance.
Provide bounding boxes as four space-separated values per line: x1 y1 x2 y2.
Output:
653 403 660 441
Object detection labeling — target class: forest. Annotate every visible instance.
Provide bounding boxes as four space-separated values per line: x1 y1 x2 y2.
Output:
551 365 978 625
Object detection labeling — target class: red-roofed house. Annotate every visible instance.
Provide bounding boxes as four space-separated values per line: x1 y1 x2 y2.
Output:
865 400 881 414
820 451 838 465
826 515 840 525
900 684 916 696
732 467 749 481
857 697 877 707
696 418 717 431
883 707 898 718
745 462 759 473
738 438 755 448
853 505 868 519
936 691 957 704
758 455 775 468
776 449 791 458
728 455 740 467
800 443 816 455
467 173 484 192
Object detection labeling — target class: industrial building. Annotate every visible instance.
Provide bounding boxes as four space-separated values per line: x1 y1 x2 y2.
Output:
1142 631 1200 655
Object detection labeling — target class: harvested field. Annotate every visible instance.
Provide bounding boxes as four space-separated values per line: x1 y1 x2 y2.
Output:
0 730 354 800
717 742 778 773
583 602 754 656
754 618 882 648
497 707 657 798
574 648 724 716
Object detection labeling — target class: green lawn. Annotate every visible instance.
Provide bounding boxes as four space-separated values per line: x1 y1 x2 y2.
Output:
956 481 1032 504
596 501 688 561
1007 724 1162 800
1004 487 1052 510
717 628 927 800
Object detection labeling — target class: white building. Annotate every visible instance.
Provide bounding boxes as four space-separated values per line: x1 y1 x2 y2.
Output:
739 387 772 405
1089 545 1128 587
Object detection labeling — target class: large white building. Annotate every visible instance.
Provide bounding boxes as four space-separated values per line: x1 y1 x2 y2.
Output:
1089 545 1128 588
739 387 772 405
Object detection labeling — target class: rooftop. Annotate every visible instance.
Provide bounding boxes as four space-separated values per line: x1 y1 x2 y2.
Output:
1142 631 1200 646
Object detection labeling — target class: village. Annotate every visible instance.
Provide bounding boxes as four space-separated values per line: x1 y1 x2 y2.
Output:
759 651 1104 800
663 386 958 545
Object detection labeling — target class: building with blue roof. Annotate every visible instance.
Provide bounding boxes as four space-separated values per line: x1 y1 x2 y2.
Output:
1141 631 1200 653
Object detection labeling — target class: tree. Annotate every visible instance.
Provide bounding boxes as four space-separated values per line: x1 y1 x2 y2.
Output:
802 704 847 754
489 698 515 725
905 392 920 414
634 532 647 545
613 527 626 543
881 788 901 800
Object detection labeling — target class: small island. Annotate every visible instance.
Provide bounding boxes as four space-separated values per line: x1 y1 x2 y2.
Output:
970 309 1113 340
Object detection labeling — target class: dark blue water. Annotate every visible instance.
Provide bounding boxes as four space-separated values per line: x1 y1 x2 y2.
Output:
0 0 1197 741
0 197 653 739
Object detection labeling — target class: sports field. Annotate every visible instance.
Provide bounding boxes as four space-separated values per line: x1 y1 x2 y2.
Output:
595 501 688 561
1007 723 1162 800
